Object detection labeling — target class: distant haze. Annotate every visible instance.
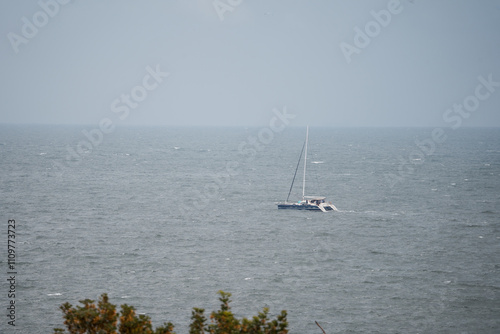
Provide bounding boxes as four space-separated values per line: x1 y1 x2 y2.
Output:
1 0 499 127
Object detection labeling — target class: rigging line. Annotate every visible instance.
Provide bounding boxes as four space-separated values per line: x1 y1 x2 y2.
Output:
285 135 307 203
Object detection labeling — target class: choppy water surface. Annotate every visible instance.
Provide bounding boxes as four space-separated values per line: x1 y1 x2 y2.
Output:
0 125 499 333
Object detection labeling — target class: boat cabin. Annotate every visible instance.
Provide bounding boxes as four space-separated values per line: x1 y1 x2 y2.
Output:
302 196 327 205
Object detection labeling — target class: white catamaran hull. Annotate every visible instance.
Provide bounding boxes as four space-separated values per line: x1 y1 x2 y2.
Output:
277 202 338 212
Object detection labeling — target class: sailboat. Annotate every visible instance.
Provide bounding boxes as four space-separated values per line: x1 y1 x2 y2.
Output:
277 126 338 212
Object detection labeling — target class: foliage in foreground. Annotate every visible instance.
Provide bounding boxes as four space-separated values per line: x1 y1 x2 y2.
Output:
54 291 288 334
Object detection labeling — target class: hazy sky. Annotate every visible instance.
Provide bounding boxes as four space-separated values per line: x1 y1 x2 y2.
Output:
1 0 499 127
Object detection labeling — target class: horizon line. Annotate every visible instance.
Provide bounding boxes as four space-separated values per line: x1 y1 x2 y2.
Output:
1 122 499 129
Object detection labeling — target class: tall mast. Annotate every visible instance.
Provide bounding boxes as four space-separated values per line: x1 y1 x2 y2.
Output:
302 126 308 200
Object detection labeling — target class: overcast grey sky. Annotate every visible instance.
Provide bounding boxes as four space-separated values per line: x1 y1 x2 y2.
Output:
1 0 499 127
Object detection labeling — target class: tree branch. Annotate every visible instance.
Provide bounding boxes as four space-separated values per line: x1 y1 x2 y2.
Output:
315 321 326 334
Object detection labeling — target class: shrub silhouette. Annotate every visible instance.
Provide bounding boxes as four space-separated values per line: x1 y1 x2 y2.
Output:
54 291 288 334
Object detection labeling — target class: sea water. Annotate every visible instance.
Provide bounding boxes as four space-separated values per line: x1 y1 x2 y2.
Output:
0 125 499 333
